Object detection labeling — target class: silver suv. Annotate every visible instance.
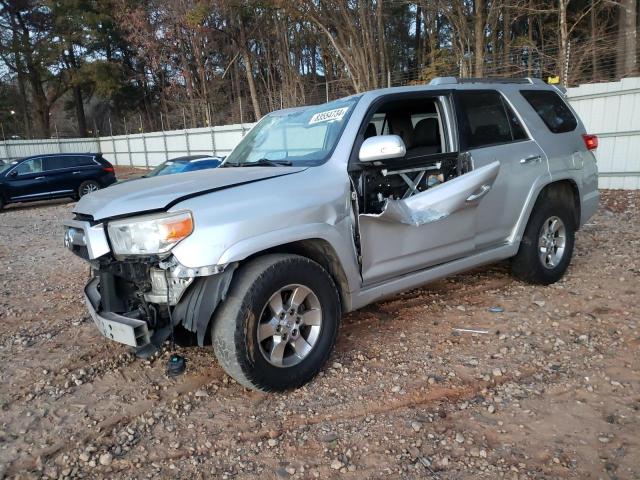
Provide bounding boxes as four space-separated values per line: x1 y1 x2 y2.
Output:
64 77 599 391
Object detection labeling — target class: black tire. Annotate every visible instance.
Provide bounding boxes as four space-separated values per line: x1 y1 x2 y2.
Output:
0 196 4 211
511 195 575 285
78 180 101 198
212 254 341 391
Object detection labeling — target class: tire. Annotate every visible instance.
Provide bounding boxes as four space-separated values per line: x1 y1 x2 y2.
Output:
78 180 101 198
511 195 575 285
212 254 341 391
0 196 4 211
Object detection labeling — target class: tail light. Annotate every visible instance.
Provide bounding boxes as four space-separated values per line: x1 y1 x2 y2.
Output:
102 166 115 173
582 134 598 151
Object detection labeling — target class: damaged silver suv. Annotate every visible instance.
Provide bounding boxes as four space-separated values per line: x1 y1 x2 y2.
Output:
64 77 599 391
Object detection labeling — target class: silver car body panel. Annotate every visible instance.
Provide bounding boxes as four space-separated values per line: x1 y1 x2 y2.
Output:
73 166 307 220
68 80 599 314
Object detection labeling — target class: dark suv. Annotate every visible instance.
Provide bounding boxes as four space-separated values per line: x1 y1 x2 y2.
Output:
0 153 116 209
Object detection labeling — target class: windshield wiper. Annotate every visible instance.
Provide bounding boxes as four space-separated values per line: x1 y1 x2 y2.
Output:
240 158 293 167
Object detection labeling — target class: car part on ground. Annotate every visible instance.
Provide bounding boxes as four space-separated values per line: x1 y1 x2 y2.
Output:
63 77 598 391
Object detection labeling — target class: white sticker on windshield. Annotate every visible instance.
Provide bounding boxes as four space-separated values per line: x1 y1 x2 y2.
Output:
309 107 349 125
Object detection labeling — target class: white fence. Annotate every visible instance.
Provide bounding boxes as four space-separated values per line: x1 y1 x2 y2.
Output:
567 77 640 189
1 78 639 188
0 123 256 169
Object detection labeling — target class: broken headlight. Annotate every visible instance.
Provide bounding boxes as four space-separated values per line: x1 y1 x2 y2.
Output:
107 211 193 256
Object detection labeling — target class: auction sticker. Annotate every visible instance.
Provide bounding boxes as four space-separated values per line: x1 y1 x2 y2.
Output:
309 107 349 124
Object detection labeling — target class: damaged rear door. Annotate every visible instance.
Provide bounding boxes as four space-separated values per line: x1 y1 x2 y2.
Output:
359 161 500 284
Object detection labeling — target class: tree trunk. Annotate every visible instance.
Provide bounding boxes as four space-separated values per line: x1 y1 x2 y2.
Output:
415 6 422 69
72 85 87 137
616 0 637 77
502 7 511 75
590 0 598 79
240 48 262 121
558 0 568 86
474 0 485 76
527 0 534 76
238 17 262 120
377 0 387 86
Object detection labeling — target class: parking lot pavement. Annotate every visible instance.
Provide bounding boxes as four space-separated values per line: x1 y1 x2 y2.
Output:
0 190 638 479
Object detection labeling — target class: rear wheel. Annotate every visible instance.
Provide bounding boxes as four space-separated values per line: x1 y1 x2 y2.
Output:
78 180 100 198
511 197 575 285
212 254 340 391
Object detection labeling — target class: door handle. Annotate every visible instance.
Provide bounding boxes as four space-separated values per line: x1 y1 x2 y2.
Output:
35 176 45 180
466 184 491 203
72 171 81 174
520 155 542 164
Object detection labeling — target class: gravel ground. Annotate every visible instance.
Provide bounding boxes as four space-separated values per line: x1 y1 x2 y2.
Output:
0 190 638 480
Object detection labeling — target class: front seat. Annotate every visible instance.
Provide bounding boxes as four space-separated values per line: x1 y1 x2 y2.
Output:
408 118 441 158
387 113 415 149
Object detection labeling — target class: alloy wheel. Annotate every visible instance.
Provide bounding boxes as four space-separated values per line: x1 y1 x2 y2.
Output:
538 216 566 269
257 284 322 368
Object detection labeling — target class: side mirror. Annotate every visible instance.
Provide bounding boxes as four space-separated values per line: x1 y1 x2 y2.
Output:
359 135 406 163
8 170 18 178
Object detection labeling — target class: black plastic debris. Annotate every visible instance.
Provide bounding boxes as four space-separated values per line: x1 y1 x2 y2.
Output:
167 353 186 377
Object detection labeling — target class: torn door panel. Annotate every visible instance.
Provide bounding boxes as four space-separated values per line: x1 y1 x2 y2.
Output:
361 161 501 227
358 161 501 283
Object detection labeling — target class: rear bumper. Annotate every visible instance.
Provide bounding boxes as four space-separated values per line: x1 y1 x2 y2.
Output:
84 277 150 347
581 190 599 226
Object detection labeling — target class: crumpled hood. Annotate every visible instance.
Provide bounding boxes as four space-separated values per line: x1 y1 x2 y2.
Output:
74 166 307 220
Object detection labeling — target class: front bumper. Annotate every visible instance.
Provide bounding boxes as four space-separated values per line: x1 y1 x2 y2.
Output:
84 277 150 347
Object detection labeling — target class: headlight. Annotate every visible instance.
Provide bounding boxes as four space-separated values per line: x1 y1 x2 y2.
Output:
107 211 193 256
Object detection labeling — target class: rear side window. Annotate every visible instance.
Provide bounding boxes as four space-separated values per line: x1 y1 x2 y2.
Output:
42 157 66 170
456 91 514 148
54 155 95 168
520 90 577 133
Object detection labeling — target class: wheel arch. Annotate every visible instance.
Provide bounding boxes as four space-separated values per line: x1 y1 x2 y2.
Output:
513 177 581 246
535 179 581 230
243 238 352 313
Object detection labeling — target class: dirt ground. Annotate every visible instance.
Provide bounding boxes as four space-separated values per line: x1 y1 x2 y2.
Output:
0 190 638 480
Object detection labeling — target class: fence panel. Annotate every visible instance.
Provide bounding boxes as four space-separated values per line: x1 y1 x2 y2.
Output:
0 123 254 169
567 77 640 190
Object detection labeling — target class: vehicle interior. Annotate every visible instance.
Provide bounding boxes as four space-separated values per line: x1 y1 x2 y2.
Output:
349 96 470 215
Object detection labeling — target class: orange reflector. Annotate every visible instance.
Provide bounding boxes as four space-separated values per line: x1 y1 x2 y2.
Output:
161 215 193 242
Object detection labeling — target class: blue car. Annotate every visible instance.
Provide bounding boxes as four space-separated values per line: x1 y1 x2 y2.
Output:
0 153 116 209
145 155 223 177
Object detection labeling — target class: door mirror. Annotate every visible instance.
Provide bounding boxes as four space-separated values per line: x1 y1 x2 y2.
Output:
359 135 406 163
8 170 18 178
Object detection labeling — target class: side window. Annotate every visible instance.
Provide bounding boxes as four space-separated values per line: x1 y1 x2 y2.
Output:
456 91 513 148
503 102 527 141
79 155 96 166
15 158 43 175
42 157 67 171
520 90 577 133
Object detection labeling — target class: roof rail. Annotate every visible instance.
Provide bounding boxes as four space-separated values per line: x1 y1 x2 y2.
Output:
429 77 547 86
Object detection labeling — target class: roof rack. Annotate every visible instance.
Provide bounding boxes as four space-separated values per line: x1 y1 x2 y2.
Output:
429 77 546 86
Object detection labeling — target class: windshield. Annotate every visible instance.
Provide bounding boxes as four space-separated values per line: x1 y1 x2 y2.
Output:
224 97 360 167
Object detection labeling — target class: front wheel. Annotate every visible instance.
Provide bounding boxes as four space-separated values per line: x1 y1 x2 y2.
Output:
511 198 575 285
212 254 341 391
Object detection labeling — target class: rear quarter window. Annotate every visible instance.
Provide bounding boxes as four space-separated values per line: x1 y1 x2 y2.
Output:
67 155 96 167
520 90 577 133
